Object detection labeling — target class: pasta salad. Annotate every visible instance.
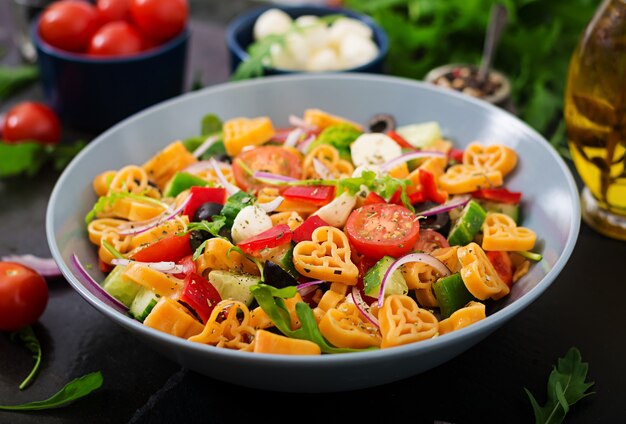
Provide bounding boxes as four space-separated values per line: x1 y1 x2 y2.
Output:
79 108 540 355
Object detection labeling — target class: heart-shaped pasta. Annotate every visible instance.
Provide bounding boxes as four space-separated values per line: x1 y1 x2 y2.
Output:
293 226 358 285
188 300 256 352
439 164 503 194
302 145 354 180
457 242 510 300
482 213 536 251
379 295 438 348
319 303 381 349
463 142 518 176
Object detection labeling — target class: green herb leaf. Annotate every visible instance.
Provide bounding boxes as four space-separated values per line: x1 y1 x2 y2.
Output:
201 114 223 136
192 239 210 261
524 347 595 424
186 215 227 237
10 326 42 390
0 371 103 411
49 140 87 170
0 142 48 178
250 284 378 354
0 65 39 100
220 191 255 228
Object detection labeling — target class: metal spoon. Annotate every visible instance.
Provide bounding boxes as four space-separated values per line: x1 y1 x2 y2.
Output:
477 3 508 83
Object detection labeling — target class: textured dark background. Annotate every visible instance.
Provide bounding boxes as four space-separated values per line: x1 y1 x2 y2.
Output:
1 1 625 423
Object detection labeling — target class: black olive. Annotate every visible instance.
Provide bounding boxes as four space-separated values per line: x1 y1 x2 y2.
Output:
189 230 212 252
263 261 297 289
415 201 451 232
192 202 223 222
218 226 233 243
212 153 232 164
367 113 396 133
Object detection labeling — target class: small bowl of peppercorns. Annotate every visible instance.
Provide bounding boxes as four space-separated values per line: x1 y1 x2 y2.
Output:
424 63 511 108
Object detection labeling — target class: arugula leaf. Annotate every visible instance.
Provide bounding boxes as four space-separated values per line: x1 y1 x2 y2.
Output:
0 140 86 178
220 191 255 228
201 114 223 136
250 284 378 354
11 326 42 390
186 216 228 260
0 372 103 411
307 124 362 161
524 347 595 424
0 65 38 100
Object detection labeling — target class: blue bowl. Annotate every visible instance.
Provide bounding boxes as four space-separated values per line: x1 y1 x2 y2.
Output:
32 22 189 133
226 5 388 75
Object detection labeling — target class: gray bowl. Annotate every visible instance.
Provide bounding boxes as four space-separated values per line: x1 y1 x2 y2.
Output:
46 74 580 393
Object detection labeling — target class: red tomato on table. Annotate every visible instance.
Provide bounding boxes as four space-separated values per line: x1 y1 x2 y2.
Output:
0 262 48 331
345 203 420 259
88 21 146 56
130 0 188 42
231 146 302 194
2 102 61 145
38 0 102 52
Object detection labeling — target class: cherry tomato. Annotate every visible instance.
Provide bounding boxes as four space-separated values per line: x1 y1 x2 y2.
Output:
231 146 302 194
486 251 514 286
345 203 420 259
130 0 188 43
97 0 131 23
2 102 61 145
413 229 449 253
38 0 102 52
88 21 145 56
130 234 192 262
0 262 48 331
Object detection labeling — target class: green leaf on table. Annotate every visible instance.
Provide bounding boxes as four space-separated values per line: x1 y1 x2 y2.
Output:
524 347 595 424
10 326 42 390
49 140 87 170
0 372 103 411
0 65 39 100
0 142 48 178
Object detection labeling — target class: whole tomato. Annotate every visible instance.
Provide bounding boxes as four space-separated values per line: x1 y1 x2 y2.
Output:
97 0 131 23
38 0 102 53
0 262 48 332
2 102 61 145
130 0 188 43
88 21 146 56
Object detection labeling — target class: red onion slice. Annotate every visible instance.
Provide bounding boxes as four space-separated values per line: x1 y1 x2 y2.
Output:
70 254 128 314
110 259 184 274
284 127 305 148
117 195 191 237
297 134 316 154
192 134 220 158
257 196 284 213
313 158 333 180
289 114 317 132
378 253 450 308
253 171 298 184
296 279 325 297
183 160 230 175
380 151 446 172
417 195 471 217
351 286 379 328
1 254 61 278
210 157 240 195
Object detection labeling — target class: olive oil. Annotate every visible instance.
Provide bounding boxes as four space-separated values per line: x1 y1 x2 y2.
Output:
565 0 626 220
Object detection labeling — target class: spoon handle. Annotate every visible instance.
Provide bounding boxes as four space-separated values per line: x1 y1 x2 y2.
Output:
478 3 508 82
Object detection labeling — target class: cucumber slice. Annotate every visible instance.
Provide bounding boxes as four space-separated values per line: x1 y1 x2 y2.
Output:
433 273 475 318
129 287 160 322
363 256 408 298
208 270 261 306
447 200 487 246
102 266 141 307
163 172 209 197
396 122 442 148
478 200 520 224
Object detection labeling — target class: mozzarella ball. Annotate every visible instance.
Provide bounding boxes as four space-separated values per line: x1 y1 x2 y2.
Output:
350 133 402 167
339 34 378 69
269 43 298 70
306 47 340 71
294 15 320 28
253 9 293 41
285 31 311 68
328 17 373 45
231 205 273 244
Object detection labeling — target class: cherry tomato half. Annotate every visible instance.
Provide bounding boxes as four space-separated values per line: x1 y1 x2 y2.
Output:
231 146 302 194
345 203 420 260
413 229 449 253
0 262 48 331
97 0 131 23
39 0 102 52
2 102 61 145
88 21 145 57
130 234 192 262
486 251 514 286
130 0 188 42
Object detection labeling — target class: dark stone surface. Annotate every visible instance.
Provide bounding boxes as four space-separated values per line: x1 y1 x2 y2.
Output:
2 2 626 423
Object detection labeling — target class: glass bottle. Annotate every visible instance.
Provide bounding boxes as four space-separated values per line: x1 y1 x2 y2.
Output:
565 0 626 240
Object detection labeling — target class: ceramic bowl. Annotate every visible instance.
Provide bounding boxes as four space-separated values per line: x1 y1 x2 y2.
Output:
46 74 580 393
226 5 388 75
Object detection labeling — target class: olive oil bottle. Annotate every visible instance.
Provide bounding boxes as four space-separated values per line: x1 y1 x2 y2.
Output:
565 0 626 239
